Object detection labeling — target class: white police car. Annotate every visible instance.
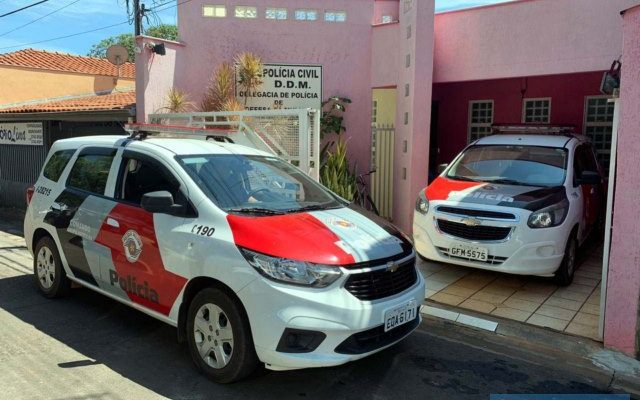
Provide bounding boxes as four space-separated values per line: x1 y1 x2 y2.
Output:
23 133 424 383
413 134 604 286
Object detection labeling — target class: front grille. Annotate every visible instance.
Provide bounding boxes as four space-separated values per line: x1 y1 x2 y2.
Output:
437 219 511 241
436 247 508 265
436 206 516 220
344 258 418 301
335 311 420 354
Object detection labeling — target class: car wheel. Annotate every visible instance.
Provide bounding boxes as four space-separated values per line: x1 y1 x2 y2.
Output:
186 287 258 383
554 234 577 287
33 236 71 298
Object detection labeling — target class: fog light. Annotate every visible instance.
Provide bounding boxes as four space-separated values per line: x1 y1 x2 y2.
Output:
536 245 555 258
276 328 326 353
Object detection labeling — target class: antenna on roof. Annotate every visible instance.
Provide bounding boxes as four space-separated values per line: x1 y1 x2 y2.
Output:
106 45 129 85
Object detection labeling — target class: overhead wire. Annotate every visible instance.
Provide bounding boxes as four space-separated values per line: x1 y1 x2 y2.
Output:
0 0 190 51
0 0 50 18
0 21 129 50
0 0 82 38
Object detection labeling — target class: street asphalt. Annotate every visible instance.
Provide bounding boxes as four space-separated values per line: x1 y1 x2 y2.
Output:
0 219 621 400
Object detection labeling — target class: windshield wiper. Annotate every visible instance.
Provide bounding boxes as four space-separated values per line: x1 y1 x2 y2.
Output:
226 207 284 215
284 204 334 213
484 178 534 186
447 175 480 182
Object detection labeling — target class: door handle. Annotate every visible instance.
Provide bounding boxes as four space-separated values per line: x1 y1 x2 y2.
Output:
106 217 120 229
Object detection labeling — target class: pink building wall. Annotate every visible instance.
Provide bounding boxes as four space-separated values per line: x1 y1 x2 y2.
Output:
135 36 182 121
604 5 640 358
432 71 605 164
371 23 400 88
373 0 399 24
393 0 435 231
433 0 637 83
171 0 375 181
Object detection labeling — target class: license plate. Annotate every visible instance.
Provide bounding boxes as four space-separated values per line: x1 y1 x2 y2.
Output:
384 300 417 332
449 244 488 261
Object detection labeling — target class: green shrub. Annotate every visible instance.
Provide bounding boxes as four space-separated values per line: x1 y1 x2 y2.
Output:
320 140 357 201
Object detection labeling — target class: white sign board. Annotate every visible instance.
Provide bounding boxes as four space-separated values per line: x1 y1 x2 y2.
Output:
236 63 322 111
0 122 44 146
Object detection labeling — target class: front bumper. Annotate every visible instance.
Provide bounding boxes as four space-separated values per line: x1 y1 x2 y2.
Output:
412 204 571 276
236 257 425 371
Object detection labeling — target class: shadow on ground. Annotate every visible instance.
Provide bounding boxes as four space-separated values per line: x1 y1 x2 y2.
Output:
0 271 609 400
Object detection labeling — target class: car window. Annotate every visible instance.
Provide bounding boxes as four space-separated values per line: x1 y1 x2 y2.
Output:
447 145 568 187
119 157 187 207
67 151 116 195
579 145 599 173
573 145 599 184
43 149 75 182
178 154 342 214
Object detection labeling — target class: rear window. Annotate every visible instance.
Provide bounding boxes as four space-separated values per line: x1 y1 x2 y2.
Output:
67 151 116 195
43 149 76 182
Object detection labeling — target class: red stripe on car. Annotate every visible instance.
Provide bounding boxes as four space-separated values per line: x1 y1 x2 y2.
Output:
426 177 484 201
227 213 356 265
95 203 187 316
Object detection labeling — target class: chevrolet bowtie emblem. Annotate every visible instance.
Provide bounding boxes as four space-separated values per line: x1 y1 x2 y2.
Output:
386 261 400 273
461 217 482 227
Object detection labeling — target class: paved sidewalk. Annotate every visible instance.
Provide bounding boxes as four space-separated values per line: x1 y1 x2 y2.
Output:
417 239 604 340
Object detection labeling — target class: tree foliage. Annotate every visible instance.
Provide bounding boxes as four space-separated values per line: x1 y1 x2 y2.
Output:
87 24 178 61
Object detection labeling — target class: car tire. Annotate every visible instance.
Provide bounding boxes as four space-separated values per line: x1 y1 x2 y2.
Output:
554 233 578 287
186 287 259 383
33 236 71 298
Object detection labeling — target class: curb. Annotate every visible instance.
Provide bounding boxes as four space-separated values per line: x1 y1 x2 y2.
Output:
420 301 640 398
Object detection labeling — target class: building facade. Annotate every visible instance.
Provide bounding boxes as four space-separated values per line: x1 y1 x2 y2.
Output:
136 0 640 357
0 50 135 208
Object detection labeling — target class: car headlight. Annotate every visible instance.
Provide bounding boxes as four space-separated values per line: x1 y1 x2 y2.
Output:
239 248 342 288
415 191 429 215
528 199 569 229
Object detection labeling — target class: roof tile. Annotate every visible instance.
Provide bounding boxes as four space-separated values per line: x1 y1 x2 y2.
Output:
0 91 136 114
0 48 135 78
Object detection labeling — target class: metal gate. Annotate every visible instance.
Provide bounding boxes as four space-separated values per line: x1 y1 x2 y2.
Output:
371 124 395 219
147 109 321 180
0 120 127 209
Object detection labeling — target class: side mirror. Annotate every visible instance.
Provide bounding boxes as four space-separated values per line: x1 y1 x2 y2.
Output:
437 163 449 174
576 171 601 186
141 191 182 215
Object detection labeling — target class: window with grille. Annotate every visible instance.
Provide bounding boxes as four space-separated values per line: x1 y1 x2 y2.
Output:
266 7 287 20
584 96 614 171
203 5 226 17
324 10 347 22
235 6 257 18
295 9 317 21
468 100 494 142
523 98 551 123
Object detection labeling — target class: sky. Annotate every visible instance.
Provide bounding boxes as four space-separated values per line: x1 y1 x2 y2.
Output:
0 0 514 57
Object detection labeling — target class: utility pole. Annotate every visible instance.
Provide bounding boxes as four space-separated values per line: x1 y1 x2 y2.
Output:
133 0 145 36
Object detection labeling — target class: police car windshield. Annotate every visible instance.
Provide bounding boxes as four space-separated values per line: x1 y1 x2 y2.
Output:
177 154 344 214
447 145 568 187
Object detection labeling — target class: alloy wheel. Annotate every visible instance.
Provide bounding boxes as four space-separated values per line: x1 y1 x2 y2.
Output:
193 303 234 369
36 246 56 289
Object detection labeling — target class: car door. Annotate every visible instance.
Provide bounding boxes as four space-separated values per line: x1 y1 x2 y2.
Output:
573 145 599 238
44 146 118 287
93 150 192 317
